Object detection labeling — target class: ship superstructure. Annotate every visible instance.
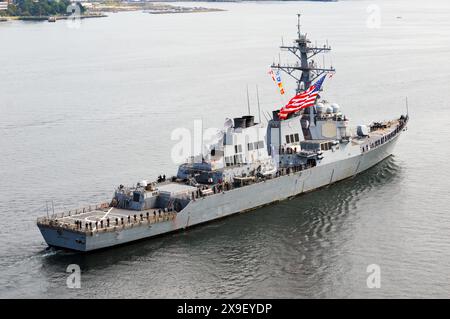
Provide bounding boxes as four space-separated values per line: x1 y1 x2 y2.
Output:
37 16 408 252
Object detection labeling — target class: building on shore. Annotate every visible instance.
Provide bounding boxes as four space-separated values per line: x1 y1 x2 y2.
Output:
0 2 8 11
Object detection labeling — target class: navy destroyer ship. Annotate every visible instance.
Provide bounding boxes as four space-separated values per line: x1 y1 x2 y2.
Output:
37 16 408 252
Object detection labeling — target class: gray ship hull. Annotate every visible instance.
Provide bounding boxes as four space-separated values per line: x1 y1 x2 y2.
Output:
38 134 401 252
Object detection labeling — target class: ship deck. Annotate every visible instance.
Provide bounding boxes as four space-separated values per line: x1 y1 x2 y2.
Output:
38 118 407 236
38 206 174 232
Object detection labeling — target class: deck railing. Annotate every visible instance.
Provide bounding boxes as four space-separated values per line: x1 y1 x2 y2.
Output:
47 202 110 219
37 210 177 235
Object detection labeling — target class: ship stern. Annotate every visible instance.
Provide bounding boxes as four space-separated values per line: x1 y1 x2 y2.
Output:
37 224 87 252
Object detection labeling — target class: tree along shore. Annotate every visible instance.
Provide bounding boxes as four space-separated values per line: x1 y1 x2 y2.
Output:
0 0 85 18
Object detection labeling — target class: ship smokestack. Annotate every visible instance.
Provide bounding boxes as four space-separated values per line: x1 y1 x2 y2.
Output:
233 117 246 129
242 115 255 127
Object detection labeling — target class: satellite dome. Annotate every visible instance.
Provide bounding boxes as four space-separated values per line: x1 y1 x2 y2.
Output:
316 103 325 113
139 180 148 187
331 103 340 113
326 106 333 114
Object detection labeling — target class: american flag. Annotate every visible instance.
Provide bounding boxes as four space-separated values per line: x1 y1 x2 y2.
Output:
278 74 327 119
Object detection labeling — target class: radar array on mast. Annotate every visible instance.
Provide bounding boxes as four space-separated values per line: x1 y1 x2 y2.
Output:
271 14 335 94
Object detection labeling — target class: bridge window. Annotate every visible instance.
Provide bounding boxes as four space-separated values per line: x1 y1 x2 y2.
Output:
248 143 254 151
286 134 299 144
233 154 243 164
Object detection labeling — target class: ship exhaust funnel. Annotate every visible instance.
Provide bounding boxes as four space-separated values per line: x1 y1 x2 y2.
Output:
233 117 246 129
242 115 255 127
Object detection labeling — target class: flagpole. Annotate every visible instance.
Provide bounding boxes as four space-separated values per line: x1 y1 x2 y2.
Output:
246 85 251 115
406 96 409 116
256 85 261 123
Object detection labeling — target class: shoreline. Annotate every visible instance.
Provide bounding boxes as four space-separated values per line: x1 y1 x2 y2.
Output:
0 13 108 22
88 2 225 14
144 7 224 14
0 2 225 22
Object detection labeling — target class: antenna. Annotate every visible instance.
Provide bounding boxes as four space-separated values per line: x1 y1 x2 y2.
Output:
256 85 261 123
51 200 55 216
200 115 204 156
405 96 409 116
271 14 335 93
46 201 49 218
246 85 251 115
263 111 269 122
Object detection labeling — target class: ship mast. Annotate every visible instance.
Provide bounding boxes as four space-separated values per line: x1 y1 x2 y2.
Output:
271 14 335 94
